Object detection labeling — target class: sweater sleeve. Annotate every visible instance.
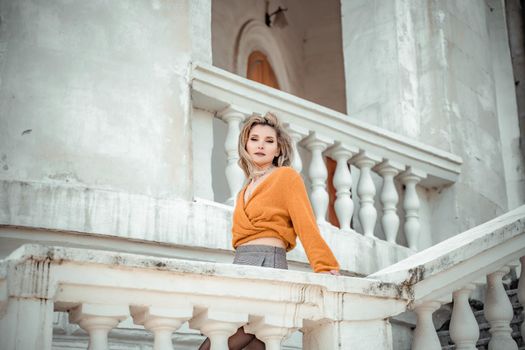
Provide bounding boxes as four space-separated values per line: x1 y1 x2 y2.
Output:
286 173 340 273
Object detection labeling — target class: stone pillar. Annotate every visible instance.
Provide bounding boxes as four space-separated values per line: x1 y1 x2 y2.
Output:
131 305 193 350
326 143 358 231
485 267 518 350
412 301 441 350
0 297 54 350
0 257 56 350
352 152 381 237
375 161 403 243
303 319 393 350
69 303 130 350
449 284 479 349
302 133 331 224
218 106 247 205
189 308 248 350
399 168 426 250
285 123 308 173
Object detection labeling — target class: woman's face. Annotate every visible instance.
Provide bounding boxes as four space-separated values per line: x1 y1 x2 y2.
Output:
246 124 280 169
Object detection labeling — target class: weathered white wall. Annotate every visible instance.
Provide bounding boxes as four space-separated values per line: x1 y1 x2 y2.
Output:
301 0 346 114
488 0 525 210
211 0 346 113
0 0 211 200
341 0 522 242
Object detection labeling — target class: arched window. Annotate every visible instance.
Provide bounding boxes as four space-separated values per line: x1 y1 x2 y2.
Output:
246 51 280 90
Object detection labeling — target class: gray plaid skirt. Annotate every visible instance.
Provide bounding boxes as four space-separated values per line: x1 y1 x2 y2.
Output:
233 245 288 270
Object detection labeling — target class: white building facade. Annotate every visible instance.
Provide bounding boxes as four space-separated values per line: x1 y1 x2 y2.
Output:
0 0 524 349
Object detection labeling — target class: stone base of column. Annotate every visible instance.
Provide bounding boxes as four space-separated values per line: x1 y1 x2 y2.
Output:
303 319 393 350
0 297 54 350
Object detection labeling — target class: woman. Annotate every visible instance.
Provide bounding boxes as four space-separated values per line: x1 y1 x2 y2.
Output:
199 112 339 350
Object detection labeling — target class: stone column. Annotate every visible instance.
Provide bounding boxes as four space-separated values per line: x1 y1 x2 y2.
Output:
0 258 56 350
412 301 441 350
189 308 248 350
485 266 518 350
399 168 426 250
449 284 479 349
374 160 403 243
303 319 394 350
352 152 381 237
326 143 358 231
301 132 331 224
0 297 54 350
69 303 130 350
131 305 193 350
218 106 248 206
285 123 308 173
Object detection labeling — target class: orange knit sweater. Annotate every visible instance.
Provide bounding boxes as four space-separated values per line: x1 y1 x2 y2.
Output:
232 166 340 273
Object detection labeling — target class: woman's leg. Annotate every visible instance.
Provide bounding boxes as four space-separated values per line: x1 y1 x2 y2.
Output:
198 327 258 350
245 337 266 349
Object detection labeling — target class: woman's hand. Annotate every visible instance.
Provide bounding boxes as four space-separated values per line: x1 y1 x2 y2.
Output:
319 269 340 276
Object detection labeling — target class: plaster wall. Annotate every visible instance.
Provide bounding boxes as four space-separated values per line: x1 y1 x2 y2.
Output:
301 0 346 114
342 0 514 242
211 0 346 112
428 0 510 238
0 0 211 200
488 0 525 210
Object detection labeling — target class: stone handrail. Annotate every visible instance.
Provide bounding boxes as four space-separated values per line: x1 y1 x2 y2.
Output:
191 62 462 188
369 205 525 349
191 62 463 251
0 244 410 350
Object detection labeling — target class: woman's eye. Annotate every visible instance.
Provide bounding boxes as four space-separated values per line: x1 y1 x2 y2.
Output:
266 140 274 143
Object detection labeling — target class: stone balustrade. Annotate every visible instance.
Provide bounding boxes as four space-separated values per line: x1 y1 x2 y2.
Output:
1 207 523 349
0 244 410 350
191 63 462 251
370 204 525 350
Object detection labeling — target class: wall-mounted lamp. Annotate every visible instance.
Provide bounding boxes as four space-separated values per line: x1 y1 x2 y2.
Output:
265 1 288 28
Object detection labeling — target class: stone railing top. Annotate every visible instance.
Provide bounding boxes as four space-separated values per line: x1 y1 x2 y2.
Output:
2 244 409 300
0 179 412 276
0 244 413 324
191 63 462 187
368 205 525 302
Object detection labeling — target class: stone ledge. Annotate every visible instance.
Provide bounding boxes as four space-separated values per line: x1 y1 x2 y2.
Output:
0 179 413 275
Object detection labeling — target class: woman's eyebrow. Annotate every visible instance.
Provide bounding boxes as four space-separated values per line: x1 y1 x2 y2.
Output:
249 133 275 139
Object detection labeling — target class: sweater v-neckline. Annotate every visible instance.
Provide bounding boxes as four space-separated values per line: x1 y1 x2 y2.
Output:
242 167 281 209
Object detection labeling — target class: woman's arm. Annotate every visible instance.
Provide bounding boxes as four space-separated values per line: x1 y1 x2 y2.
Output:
286 172 340 273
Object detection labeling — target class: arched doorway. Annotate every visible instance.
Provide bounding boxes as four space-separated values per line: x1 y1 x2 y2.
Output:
246 51 280 89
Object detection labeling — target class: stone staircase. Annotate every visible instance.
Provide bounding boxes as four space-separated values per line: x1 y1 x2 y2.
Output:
437 279 524 350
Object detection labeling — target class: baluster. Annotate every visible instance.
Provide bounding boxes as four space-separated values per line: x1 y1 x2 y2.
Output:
485 266 518 350
131 305 193 350
69 303 129 350
352 152 381 237
285 123 307 173
412 301 441 350
449 284 479 349
301 132 331 224
218 106 247 206
519 256 525 339
189 308 248 350
399 168 426 250
374 161 403 243
244 316 299 350
326 143 358 231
